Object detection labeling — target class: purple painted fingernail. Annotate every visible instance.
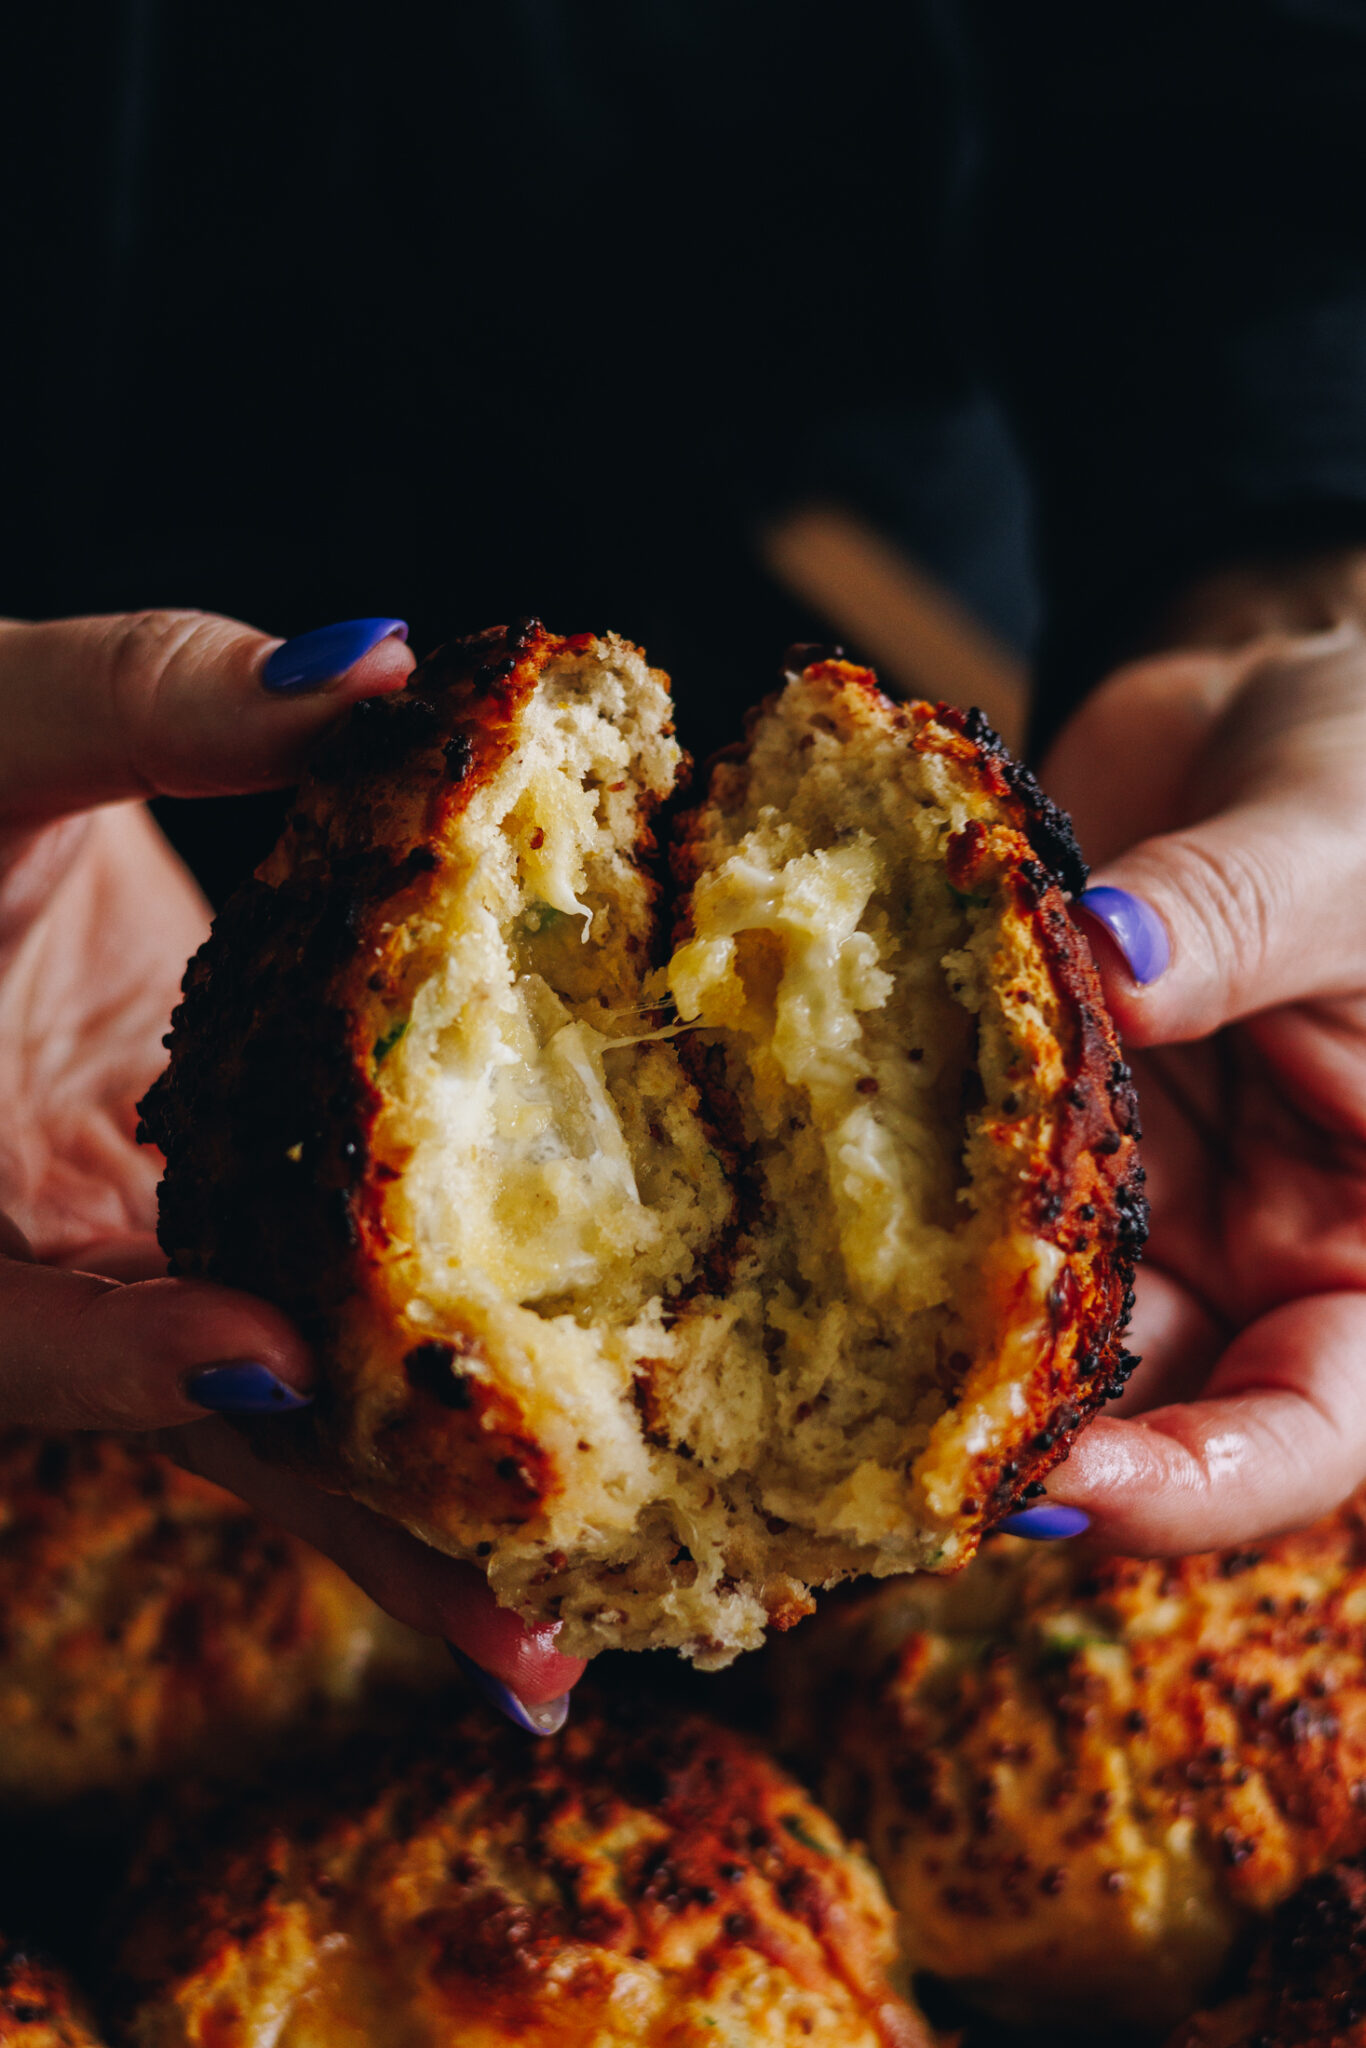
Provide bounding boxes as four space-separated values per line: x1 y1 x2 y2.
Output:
998 1504 1092 1540
261 617 408 695
447 1645 570 1736
1078 886 1170 985
185 1361 313 1414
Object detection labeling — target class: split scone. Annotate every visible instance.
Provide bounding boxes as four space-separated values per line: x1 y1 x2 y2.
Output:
1167 1855 1366 2048
111 1699 930 2048
0 1945 104 2048
0 1431 444 1805
776 1501 1366 2035
140 622 1144 1666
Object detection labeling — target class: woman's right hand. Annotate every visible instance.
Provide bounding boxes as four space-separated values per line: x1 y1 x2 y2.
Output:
1037 563 1366 1559
0 607 584 1729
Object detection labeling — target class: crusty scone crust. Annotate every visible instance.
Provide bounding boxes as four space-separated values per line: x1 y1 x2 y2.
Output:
112 1700 928 2048
140 631 1144 1613
671 658 1145 1537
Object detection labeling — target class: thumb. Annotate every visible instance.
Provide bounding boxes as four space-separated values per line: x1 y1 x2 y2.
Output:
0 1236 314 1429
0 611 414 827
1075 625 1366 1047
1078 797 1366 1047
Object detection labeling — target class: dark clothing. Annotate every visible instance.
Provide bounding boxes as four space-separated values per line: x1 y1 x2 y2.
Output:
972 1 1366 719
8 4 1366 888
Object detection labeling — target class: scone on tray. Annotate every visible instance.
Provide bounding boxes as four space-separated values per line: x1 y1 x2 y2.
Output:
0 1430 443 1806
776 1502 1366 2034
111 1699 930 2048
141 622 1144 1666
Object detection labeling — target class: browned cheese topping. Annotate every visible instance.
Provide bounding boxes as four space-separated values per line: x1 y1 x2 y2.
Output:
777 1503 1366 2033
0 1431 443 1804
112 1701 929 2048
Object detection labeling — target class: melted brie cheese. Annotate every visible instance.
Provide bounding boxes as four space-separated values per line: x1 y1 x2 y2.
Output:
400 938 661 1306
667 830 956 1307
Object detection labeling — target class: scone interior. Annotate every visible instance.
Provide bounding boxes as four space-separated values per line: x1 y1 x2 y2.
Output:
346 637 1127 1661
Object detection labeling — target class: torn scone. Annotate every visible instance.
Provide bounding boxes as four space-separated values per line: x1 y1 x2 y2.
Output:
140 623 1144 1666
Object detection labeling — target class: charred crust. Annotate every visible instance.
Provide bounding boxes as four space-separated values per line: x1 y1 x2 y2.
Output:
310 691 444 784
1267 1853 1366 1991
139 874 375 1354
442 732 473 781
947 705 1089 898
403 1342 473 1411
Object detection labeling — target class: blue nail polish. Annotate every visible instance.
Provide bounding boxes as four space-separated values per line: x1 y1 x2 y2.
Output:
1078 886 1170 985
186 1362 313 1414
998 1504 1092 1540
447 1645 570 1736
261 618 408 695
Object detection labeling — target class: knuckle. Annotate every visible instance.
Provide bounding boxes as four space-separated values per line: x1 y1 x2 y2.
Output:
1160 831 1284 988
105 609 211 697
101 609 231 791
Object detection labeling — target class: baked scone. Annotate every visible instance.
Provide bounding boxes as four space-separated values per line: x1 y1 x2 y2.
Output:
0 1945 104 2048
112 1699 930 2048
140 622 1144 1666
776 1502 1366 2033
1167 1856 1366 2047
0 1431 443 1804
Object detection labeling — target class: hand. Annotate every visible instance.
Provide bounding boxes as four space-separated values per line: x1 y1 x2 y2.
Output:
1038 555 1366 1554
0 610 584 1720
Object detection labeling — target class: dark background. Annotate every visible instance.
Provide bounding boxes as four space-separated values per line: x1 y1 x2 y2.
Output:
9 2 1366 898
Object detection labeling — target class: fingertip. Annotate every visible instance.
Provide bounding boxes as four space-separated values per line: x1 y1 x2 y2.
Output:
103 1274 316 1421
446 1646 573 1736
338 631 417 700
444 1588 587 1706
1076 885 1171 987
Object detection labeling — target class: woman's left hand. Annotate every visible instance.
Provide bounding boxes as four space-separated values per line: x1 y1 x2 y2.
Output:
1039 566 1366 1553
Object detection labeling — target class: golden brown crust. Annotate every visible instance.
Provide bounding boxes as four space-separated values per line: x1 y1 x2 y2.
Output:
1168 1858 1366 2048
0 1431 444 1804
0 1945 104 2048
112 1700 929 2048
778 1502 1366 2032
